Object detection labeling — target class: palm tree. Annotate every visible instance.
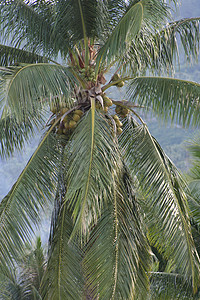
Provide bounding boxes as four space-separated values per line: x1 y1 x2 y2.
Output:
0 0 200 298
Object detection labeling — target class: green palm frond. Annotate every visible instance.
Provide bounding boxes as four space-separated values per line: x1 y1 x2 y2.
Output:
147 272 200 300
166 17 200 63
54 0 108 45
128 77 200 127
187 139 200 225
0 113 36 158
0 128 62 267
189 194 200 227
0 264 22 300
120 116 200 291
0 44 48 66
0 236 45 299
19 237 45 291
64 104 121 238
122 17 200 75
96 0 169 71
83 167 151 299
0 63 76 123
191 223 200 260
41 204 83 300
0 0 62 57
95 1 143 71
83 203 116 299
188 139 200 185
105 0 127 30
17 237 45 299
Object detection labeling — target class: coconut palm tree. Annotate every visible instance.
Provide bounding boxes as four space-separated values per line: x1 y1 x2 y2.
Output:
0 0 200 298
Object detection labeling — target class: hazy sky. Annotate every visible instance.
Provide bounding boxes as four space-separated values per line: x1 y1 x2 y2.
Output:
177 0 200 18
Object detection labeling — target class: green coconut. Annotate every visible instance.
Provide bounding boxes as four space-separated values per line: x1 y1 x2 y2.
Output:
103 96 113 107
116 81 124 88
112 73 120 81
73 114 81 122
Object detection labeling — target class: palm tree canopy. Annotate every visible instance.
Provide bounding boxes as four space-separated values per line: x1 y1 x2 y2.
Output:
0 0 200 298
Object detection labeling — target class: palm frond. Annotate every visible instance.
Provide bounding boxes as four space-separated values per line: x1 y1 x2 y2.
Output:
187 139 200 226
95 1 143 71
64 105 121 238
19 237 45 292
147 272 200 300
0 113 36 158
189 194 200 227
0 264 22 300
104 0 127 30
188 139 200 185
0 0 64 57
0 63 76 124
53 0 108 45
122 17 200 75
127 76 200 127
166 17 200 63
41 204 83 300
0 236 45 299
191 223 200 260
120 116 200 291
83 166 151 299
0 128 62 267
96 0 169 71
0 44 48 66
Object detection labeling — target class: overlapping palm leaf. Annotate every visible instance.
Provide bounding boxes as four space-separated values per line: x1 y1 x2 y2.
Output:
128 76 200 127
40 143 83 299
146 272 200 300
0 0 60 57
0 264 21 300
0 236 45 299
41 203 83 300
53 0 108 46
0 113 36 158
105 0 127 30
161 17 200 64
120 116 200 291
187 139 200 225
0 128 62 267
83 166 151 299
96 0 169 71
0 63 76 124
0 44 48 67
123 17 200 75
95 1 143 70
64 105 121 238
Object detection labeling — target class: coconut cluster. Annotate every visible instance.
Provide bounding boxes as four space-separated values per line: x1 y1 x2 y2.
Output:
50 99 84 136
80 67 96 83
115 104 130 118
113 114 123 135
61 109 83 134
50 100 68 115
95 94 113 113
48 69 130 138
